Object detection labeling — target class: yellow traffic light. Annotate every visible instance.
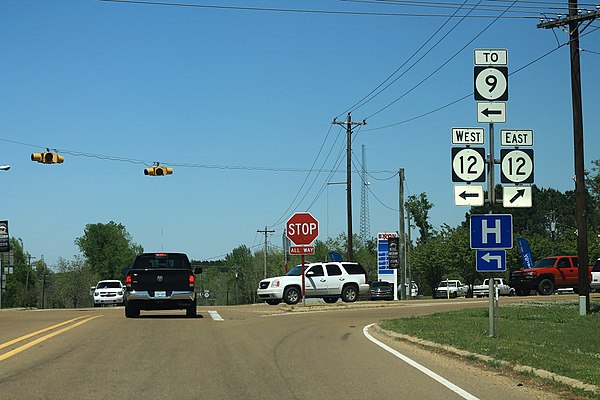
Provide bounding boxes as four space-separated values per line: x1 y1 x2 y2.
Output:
31 152 64 164
144 165 173 176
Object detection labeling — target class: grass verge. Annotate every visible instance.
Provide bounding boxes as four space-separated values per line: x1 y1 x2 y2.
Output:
379 300 600 394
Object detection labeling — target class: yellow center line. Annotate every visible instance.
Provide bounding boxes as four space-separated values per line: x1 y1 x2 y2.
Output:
0 315 92 351
0 315 102 362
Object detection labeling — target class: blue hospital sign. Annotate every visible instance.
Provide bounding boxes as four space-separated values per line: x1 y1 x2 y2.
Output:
470 214 513 249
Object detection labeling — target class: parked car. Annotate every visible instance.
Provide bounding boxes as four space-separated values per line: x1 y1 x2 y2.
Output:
590 257 600 292
92 280 125 307
473 278 515 297
257 262 369 305
369 281 394 300
509 255 592 295
397 281 419 298
433 279 468 299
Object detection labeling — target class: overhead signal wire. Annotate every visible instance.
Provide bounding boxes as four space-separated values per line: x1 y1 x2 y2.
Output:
0 136 397 174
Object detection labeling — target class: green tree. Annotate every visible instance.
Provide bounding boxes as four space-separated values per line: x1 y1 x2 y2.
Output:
406 193 435 244
48 257 97 308
75 221 142 280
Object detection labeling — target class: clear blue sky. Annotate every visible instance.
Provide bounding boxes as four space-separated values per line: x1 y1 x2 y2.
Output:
1 0 598 267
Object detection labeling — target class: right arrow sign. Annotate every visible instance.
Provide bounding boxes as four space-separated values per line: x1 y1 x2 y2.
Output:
503 186 532 208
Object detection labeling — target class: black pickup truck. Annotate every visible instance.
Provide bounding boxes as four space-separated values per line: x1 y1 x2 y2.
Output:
123 252 202 318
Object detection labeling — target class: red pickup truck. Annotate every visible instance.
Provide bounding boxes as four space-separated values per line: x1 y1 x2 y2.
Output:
509 255 592 296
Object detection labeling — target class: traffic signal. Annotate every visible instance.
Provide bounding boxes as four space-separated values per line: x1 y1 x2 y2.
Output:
31 152 64 164
144 166 173 176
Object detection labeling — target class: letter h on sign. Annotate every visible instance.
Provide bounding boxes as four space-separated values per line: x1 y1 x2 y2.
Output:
470 214 513 249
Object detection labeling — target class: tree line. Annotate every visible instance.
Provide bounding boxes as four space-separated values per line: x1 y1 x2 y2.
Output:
2 160 599 307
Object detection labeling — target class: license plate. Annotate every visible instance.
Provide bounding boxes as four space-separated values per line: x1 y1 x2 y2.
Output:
155 291 167 298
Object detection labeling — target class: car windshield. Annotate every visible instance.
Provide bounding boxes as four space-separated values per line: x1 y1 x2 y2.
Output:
532 258 557 268
438 281 457 287
97 282 121 289
286 265 304 276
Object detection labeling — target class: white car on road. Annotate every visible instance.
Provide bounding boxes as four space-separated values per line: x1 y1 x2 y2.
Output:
257 262 369 305
92 280 125 307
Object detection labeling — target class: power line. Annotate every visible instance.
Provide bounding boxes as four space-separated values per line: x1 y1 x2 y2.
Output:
364 25 599 131
99 0 542 18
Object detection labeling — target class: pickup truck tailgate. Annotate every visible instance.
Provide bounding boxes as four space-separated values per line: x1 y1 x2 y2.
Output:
129 269 192 292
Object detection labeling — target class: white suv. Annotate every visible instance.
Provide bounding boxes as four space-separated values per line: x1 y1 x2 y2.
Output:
92 280 125 307
591 258 600 292
257 262 369 305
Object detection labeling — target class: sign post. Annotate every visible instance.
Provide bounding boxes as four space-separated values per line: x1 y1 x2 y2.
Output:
286 213 319 305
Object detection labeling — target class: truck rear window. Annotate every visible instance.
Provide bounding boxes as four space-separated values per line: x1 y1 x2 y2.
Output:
132 253 191 269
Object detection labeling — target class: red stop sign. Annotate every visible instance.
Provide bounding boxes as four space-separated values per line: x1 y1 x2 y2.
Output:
286 212 319 245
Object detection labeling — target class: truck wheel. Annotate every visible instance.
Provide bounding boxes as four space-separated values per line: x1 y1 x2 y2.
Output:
452 291 458 298
186 301 197 318
341 285 358 303
283 287 300 305
537 279 554 295
265 299 281 305
509 289 516 296
125 303 140 318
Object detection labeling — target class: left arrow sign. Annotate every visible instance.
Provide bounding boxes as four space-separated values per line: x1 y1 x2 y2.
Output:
454 185 484 206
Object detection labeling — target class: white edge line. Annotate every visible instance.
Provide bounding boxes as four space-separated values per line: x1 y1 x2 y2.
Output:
363 323 479 400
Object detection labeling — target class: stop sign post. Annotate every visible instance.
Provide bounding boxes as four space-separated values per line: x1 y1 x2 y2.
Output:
286 212 319 304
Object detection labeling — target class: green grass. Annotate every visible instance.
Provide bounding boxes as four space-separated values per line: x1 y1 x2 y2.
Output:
380 300 600 391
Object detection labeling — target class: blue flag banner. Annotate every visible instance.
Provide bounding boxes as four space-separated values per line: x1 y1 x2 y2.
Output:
328 252 343 262
516 237 534 269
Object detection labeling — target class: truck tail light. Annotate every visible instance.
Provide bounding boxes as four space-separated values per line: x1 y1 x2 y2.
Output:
125 274 132 287
189 273 195 288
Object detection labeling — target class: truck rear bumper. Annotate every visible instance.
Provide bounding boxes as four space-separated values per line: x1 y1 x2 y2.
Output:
125 291 196 310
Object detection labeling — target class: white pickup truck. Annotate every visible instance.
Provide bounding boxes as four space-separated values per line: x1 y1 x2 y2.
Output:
433 279 468 298
473 278 515 297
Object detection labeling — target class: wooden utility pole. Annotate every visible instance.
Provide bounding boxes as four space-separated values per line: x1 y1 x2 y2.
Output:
257 226 275 279
538 6 599 315
399 168 406 300
332 113 366 261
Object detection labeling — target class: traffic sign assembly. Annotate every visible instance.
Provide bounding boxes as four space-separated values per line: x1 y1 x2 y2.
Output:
474 66 508 101
500 149 534 183
476 249 507 272
474 49 507 66
470 214 513 249
454 184 484 206
500 130 534 146
503 186 532 208
452 128 484 145
451 147 486 182
477 102 506 123
286 212 319 246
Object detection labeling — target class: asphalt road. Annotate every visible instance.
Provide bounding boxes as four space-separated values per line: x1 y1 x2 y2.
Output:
0 297 573 400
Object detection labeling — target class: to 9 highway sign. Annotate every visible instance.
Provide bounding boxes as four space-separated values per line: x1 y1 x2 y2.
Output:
474 66 508 101
286 212 319 246
500 149 534 183
452 147 486 182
